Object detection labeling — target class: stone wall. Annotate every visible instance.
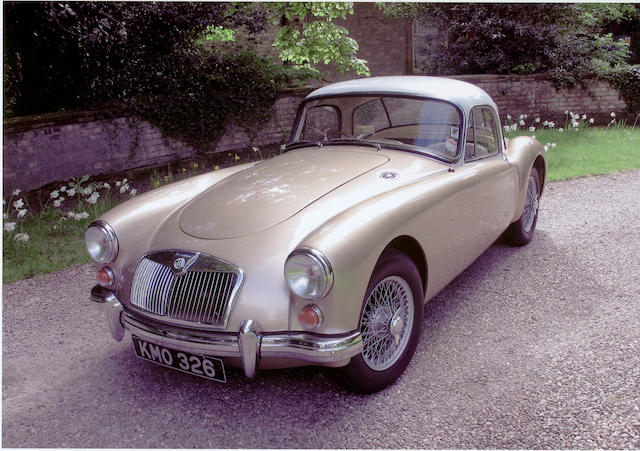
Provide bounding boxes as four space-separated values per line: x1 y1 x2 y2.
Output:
2 88 311 195
450 74 628 124
2 76 627 195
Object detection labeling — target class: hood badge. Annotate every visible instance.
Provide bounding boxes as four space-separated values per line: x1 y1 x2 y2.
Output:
173 253 199 275
379 170 399 180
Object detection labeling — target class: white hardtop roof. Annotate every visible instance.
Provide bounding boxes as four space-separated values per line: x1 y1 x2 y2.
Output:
305 76 497 113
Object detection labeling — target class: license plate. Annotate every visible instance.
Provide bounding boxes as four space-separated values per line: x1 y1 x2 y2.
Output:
132 336 226 383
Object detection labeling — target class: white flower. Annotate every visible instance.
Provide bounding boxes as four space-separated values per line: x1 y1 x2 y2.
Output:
2 213 7 220
50 190 60 199
119 183 130 194
129 188 138 197
548 121 555 128
542 120 549 127
564 110 569 115
611 112 616 117
543 144 550 152
519 119 525 126
252 146 259 153
82 187 93 196
4 222 16 232
524 114 528 119
510 124 518 132
14 233 29 242
87 192 100 204
589 118 594 124
528 126 536 132
115 181 121 187
76 212 89 220
13 198 24 209
551 143 557 149
12 188 21 196
103 183 111 189
518 114 524 120
506 114 512 120
53 199 63 208
60 185 67 192
67 188 76 197
572 121 579 128
535 117 540 123
17 209 27 218
503 125 510 133
581 114 587 120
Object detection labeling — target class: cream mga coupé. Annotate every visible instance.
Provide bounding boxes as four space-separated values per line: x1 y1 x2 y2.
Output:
87 76 546 392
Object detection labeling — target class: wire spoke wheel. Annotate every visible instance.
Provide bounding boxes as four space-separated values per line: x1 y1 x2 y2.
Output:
522 174 539 233
360 275 415 371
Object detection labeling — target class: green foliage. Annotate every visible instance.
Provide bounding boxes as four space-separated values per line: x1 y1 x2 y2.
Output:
268 2 370 77
607 65 640 116
381 3 633 87
3 2 366 152
202 25 236 42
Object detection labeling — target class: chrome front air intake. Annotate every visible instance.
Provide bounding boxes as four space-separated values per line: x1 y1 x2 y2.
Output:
130 250 244 329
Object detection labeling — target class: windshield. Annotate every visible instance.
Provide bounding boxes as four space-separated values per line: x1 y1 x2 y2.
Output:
290 95 463 161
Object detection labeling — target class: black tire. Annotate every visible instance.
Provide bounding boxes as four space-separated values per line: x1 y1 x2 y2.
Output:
503 169 541 246
339 249 424 393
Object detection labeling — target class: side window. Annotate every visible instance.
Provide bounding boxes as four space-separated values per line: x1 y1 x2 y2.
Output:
465 107 500 161
302 106 340 141
353 99 390 136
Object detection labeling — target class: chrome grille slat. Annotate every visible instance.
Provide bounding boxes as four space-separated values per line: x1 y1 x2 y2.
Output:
130 251 243 328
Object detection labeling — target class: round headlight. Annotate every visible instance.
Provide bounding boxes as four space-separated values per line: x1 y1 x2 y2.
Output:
85 221 118 263
284 248 333 300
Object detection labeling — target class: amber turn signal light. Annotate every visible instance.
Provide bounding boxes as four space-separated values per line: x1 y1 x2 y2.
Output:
298 304 323 330
97 267 115 287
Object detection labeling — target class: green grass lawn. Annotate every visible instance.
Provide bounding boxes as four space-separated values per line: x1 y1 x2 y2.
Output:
3 126 639 284
506 126 640 181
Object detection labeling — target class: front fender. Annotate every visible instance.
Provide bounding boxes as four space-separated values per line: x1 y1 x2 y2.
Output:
291 170 475 333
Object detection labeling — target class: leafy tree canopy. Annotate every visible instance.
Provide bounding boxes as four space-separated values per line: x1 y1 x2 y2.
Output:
380 3 635 86
3 2 369 150
267 2 370 76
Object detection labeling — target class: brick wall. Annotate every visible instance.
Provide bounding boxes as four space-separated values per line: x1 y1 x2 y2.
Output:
2 76 627 195
449 74 628 124
2 88 311 195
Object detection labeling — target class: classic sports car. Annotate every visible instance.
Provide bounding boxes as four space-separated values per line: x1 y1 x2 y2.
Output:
87 76 545 392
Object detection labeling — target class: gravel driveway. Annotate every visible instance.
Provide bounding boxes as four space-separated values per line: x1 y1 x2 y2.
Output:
3 170 640 448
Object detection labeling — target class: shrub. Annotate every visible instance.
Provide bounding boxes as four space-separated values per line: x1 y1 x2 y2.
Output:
607 65 640 116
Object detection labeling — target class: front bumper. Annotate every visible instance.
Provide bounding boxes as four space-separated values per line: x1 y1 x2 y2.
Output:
90 285 362 378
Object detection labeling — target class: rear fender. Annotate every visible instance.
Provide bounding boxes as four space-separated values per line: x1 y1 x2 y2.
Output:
505 136 546 223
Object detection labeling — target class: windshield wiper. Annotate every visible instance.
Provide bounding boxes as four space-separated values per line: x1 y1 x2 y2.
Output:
282 140 324 152
314 138 383 151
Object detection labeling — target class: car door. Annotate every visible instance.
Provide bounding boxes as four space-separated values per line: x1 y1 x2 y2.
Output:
463 106 517 253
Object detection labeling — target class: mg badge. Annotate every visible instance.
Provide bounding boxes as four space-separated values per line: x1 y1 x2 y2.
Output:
173 258 186 270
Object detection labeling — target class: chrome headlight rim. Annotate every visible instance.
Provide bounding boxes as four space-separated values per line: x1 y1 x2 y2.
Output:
284 247 334 300
85 220 119 263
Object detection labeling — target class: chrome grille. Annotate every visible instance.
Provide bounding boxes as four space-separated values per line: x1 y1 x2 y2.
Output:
130 251 243 328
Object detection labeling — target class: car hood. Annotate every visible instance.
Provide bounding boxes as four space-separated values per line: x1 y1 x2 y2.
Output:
178 148 389 239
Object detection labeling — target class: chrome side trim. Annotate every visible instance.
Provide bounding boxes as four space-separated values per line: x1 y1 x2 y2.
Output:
261 331 362 362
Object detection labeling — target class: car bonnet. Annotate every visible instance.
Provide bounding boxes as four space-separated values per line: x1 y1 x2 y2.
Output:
178 148 389 239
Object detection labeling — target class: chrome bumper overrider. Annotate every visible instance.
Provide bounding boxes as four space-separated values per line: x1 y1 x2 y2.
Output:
90 286 363 379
